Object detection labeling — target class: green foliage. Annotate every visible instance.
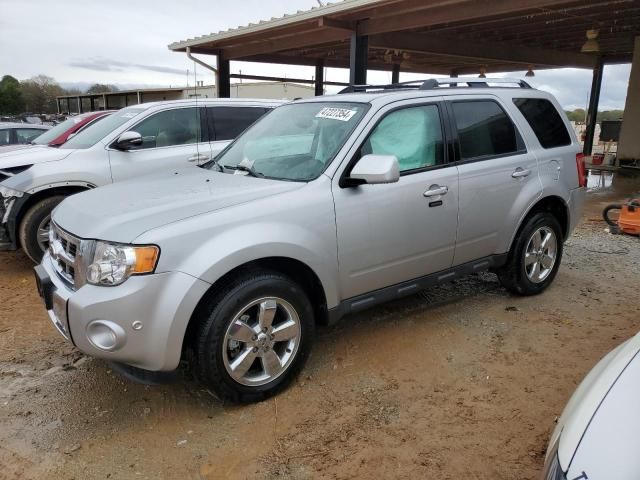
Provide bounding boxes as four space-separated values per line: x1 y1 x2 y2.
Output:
565 108 623 124
20 75 65 113
86 83 119 94
0 75 25 114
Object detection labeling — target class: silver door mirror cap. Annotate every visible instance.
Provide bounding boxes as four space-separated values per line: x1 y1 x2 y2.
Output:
349 154 400 185
114 131 143 150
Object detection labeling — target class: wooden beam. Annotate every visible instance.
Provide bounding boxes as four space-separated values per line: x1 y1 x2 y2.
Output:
223 28 350 59
359 0 582 36
318 17 354 32
369 32 596 69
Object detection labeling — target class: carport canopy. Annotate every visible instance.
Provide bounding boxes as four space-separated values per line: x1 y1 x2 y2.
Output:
169 0 640 156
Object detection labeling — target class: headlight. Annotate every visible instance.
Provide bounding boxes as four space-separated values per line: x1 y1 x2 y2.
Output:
87 241 159 286
542 434 567 480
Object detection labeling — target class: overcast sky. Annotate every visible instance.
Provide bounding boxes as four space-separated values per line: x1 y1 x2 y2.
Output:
0 0 631 110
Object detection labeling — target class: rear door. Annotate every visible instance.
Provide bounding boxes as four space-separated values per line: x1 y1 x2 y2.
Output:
448 96 542 265
333 98 460 299
207 106 271 156
108 106 211 182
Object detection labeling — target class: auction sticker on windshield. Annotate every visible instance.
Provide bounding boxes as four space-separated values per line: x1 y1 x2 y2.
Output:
315 107 357 122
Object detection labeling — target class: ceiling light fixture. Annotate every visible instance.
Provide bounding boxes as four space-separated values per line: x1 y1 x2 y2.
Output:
581 29 600 53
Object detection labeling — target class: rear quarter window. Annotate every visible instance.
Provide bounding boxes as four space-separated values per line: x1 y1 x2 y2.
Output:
513 98 571 149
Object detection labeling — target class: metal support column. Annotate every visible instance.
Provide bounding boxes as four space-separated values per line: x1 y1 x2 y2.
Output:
90 96 95 111
584 57 604 156
57 98 61 114
137 91 141 104
77 96 82 113
349 33 368 85
218 53 231 98
315 60 325 96
391 64 400 84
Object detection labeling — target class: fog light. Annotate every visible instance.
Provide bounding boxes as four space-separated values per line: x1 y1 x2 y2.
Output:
87 320 126 351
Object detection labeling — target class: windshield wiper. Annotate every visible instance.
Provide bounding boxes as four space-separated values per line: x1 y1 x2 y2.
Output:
199 158 223 172
229 164 264 178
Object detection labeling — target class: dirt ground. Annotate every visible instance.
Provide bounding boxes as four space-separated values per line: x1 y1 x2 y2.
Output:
1 173 639 480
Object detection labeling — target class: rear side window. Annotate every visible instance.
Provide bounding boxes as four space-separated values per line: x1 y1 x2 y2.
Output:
451 100 523 160
513 98 571 149
210 107 270 141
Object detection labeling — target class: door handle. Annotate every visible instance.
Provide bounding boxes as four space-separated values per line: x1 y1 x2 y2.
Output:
423 185 449 197
188 154 210 163
512 168 531 178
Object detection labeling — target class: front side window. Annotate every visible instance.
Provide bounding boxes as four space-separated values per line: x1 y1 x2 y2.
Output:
210 106 270 141
15 128 44 144
214 102 369 181
359 104 444 172
452 100 523 160
129 107 202 149
62 106 145 149
513 98 571 149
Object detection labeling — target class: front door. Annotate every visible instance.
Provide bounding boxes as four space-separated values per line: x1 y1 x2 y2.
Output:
108 106 211 182
332 101 459 300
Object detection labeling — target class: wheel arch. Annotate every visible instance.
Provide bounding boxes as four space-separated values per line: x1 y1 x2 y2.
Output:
508 195 570 253
12 183 94 247
182 256 329 358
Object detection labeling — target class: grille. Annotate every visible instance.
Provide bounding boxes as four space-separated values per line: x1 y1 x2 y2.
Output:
50 223 81 289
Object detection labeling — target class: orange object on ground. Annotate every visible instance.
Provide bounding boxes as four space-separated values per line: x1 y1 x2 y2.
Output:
603 196 640 235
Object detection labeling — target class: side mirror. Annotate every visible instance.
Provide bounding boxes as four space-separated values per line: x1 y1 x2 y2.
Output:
346 154 400 186
113 131 143 151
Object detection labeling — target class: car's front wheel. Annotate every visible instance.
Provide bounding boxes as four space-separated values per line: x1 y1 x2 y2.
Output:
18 195 65 263
497 212 563 296
194 270 314 403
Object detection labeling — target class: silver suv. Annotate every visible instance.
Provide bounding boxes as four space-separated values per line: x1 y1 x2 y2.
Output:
0 99 281 262
34 78 586 403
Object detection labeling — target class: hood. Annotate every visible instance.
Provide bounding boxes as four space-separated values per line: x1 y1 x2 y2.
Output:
0 145 73 170
53 166 304 243
553 331 640 470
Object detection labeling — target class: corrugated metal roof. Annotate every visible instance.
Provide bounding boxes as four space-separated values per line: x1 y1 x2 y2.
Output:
168 0 384 51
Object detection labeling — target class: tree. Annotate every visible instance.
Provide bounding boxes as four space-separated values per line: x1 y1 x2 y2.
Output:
86 83 119 94
0 75 25 114
20 75 64 113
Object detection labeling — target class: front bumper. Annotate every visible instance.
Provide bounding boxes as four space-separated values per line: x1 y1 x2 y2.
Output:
36 252 210 371
0 194 27 251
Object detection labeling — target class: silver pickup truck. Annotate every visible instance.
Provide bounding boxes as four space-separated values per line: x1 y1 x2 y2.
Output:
35 78 585 403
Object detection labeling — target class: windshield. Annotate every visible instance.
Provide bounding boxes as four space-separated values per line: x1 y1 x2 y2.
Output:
213 102 369 181
60 107 145 149
33 115 93 145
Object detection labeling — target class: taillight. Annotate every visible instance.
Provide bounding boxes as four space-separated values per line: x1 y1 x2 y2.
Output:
576 153 587 188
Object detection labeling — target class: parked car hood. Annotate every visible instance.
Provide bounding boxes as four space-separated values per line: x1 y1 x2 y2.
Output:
0 146 72 170
552 331 640 471
53 166 304 243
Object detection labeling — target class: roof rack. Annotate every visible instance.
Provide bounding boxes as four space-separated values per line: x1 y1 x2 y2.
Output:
338 77 531 94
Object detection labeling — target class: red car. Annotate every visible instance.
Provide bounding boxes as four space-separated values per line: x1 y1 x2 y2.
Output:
31 111 114 147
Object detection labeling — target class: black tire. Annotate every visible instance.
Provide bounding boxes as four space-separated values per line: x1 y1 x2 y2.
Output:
194 269 314 403
496 212 563 296
18 195 65 264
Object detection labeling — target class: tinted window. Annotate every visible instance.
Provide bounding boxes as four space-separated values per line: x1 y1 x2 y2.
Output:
360 105 444 172
130 107 202 149
513 98 571 149
15 128 44 144
211 107 270 141
452 101 522 160
0 129 9 145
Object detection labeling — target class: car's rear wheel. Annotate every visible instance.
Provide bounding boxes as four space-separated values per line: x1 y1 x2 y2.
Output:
497 212 563 296
194 269 314 403
18 196 65 263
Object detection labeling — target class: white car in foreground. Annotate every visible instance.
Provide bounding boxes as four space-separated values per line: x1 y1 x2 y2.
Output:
543 331 640 479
